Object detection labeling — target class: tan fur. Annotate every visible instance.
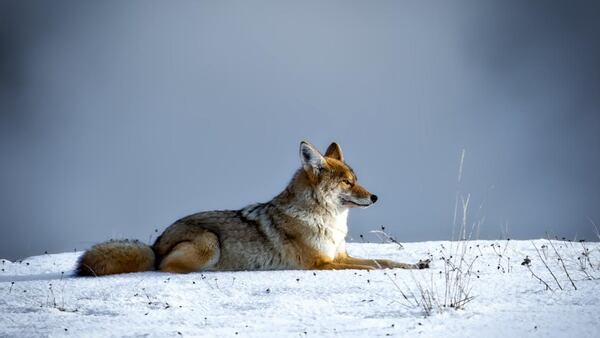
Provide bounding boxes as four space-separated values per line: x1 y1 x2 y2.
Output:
77 141 429 276
159 231 220 273
77 240 155 276
324 142 344 161
336 252 418 269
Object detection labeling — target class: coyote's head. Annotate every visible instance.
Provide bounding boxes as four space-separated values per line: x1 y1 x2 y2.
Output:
297 141 378 209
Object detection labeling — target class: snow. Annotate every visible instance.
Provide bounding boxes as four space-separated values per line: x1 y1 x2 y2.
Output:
1 240 599 337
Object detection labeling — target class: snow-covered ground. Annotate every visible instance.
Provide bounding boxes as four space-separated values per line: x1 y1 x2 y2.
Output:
1 240 599 337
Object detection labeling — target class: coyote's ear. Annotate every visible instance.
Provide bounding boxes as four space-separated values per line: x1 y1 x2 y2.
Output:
324 142 344 162
300 141 326 175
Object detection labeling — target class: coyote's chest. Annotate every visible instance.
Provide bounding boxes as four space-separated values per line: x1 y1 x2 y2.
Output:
240 202 349 265
303 209 348 260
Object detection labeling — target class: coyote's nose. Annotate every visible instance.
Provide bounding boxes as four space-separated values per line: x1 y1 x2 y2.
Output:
370 194 378 203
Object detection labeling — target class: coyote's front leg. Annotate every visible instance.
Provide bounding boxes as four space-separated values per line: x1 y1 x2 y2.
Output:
316 262 375 270
339 254 430 270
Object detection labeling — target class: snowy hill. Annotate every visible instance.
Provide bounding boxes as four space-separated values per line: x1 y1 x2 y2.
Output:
1 240 599 337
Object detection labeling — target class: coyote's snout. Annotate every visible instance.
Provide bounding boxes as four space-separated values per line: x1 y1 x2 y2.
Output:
77 141 430 276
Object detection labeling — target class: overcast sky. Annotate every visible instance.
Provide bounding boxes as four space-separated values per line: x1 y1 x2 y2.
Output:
1 1 599 260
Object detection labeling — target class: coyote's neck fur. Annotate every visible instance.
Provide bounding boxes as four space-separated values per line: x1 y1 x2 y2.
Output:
274 169 349 233
239 168 350 260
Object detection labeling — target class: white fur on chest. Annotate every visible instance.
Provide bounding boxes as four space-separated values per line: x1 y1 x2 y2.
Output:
332 209 349 234
282 203 350 260
313 209 349 260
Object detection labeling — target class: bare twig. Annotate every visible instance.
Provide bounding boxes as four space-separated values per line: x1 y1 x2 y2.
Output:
531 241 563 290
523 259 553 291
546 238 577 290
369 227 404 249
588 217 600 241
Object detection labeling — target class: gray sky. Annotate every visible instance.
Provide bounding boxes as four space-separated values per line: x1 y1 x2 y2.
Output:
1 1 599 260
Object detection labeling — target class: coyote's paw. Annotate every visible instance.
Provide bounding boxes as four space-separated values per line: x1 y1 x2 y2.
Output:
415 259 431 269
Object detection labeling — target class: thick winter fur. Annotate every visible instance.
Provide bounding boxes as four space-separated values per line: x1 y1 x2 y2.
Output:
77 141 429 276
77 239 155 276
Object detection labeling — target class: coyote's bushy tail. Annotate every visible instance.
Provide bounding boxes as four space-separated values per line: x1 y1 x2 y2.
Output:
76 239 155 276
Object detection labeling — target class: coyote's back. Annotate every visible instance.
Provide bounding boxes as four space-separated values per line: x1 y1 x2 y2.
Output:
77 141 429 276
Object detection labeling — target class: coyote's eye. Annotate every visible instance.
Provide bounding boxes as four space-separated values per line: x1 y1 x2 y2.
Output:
342 179 353 186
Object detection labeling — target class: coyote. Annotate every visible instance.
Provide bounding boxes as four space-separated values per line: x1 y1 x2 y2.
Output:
77 141 429 276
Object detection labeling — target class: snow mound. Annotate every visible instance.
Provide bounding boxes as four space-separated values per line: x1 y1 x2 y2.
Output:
1 240 599 337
